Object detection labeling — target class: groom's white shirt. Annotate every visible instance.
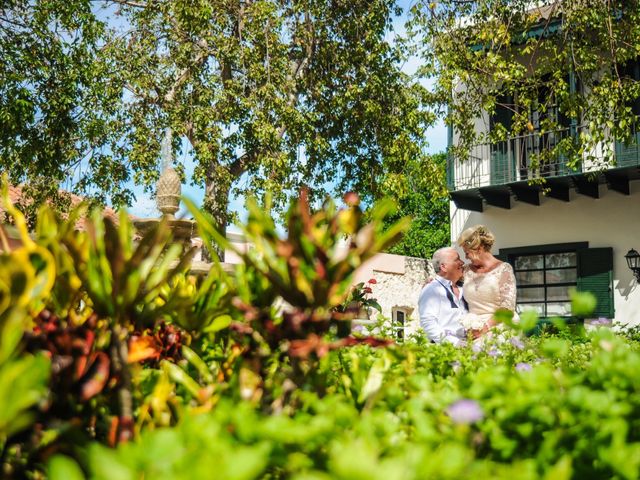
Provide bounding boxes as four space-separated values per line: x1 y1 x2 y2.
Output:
418 275 468 346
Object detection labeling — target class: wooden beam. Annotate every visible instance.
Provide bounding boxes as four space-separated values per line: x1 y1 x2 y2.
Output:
544 177 572 202
479 187 512 209
605 172 630 195
451 192 483 212
573 175 600 199
510 184 540 206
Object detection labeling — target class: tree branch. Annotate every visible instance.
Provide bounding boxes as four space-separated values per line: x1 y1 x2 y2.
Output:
111 0 149 9
165 38 209 103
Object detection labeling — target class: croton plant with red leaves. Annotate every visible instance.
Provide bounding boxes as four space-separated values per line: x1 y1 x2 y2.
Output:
185 190 409 403
0 181 407 478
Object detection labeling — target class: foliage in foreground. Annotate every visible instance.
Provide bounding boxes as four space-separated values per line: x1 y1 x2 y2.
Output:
0 183 407 477
0 184 638 479
49 331 640 480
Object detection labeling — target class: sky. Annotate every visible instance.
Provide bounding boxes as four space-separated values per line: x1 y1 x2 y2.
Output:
124 0 447 222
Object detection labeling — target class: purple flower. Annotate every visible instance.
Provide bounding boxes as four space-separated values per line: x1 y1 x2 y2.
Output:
515 362 532 372
487 347 502 357
472 342 483 354
510 337 525 350
352 324 364 334
447 399 484 424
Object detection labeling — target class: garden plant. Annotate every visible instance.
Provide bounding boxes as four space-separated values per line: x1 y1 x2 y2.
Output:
0 183 639 480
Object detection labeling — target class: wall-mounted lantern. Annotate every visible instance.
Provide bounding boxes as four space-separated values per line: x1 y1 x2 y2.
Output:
625 249 640 281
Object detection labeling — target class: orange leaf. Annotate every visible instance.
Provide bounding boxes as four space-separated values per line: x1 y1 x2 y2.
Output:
79 352 110 401
127 335 161 363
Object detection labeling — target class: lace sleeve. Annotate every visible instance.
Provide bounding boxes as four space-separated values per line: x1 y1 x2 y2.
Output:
498 263 517 311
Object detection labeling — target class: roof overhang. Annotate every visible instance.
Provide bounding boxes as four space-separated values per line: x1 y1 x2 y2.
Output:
450 165 640 212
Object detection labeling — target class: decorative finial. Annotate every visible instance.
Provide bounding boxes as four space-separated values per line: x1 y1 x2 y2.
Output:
156 128 181 219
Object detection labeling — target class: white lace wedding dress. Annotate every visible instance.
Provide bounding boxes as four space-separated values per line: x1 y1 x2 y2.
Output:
460 262 518 330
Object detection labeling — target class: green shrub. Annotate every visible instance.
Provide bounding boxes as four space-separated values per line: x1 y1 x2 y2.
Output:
1 182 639 479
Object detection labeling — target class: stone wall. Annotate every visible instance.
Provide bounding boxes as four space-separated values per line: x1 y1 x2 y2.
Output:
354 254 434 338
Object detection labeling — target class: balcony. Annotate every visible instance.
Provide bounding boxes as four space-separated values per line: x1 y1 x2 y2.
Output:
447 124 640 212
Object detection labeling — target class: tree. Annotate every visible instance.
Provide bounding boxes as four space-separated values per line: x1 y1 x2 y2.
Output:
1 1 434 235
379 152 449 259
409 0 640 170
0 1 127 220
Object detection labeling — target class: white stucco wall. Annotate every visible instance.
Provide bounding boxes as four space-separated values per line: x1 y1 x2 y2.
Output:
450 180 640 326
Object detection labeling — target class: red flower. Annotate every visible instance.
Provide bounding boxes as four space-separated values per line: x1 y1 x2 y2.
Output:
343 192 360 206
289 334 331 358
340 336 394 348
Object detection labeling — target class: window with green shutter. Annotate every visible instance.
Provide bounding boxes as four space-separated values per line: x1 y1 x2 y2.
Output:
577 247 614 318
499 243 614 319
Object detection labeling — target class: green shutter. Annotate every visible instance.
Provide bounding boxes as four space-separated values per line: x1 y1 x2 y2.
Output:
446 151 455 190
447 106 455 190
577 247 614 318
614 132 640 168
490 149 513 184
490 95 515 185
614 59 640 167
558 70 578 177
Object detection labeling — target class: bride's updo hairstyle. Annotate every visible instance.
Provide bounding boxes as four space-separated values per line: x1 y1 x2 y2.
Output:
457 225 495 252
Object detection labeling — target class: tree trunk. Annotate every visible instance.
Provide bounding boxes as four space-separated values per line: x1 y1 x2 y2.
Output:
202 173 231 262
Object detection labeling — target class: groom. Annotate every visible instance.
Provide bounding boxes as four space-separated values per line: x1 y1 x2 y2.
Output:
418 247 468 345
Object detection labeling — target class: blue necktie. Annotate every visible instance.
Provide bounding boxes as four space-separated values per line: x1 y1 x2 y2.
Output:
437 280 468 310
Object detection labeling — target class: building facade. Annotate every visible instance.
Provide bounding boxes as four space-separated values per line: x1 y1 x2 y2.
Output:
448 57 640 326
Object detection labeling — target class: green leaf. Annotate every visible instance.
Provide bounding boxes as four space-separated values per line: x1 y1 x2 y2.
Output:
358 354 391 404
518 310 539 332
88 444 135 480
0 352 50 439
543 455 572 480
203 314 233 333
541 338 570 358
48 455 86 480
571 290 597 318
181 345 214 384
161 360 202 399
493 308 515 327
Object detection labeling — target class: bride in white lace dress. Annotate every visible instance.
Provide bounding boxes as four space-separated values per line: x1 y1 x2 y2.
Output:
457 225 518 337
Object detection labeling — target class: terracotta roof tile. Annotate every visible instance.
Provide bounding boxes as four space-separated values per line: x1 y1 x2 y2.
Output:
1 184 133 230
